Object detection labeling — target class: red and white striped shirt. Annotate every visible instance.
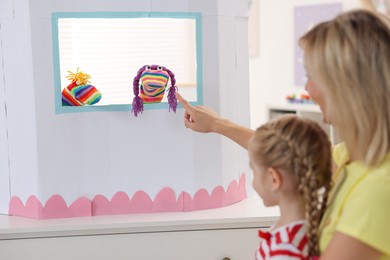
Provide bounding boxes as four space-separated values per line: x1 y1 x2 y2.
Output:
255 220 309 260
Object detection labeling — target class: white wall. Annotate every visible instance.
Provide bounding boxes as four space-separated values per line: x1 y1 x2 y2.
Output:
249 0 363 128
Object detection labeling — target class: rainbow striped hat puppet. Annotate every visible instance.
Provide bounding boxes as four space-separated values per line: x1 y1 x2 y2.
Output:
131 65 178 117
62 68 102 106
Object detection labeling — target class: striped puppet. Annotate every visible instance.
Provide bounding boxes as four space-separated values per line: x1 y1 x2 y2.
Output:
62 68 102 106
131 65 178 117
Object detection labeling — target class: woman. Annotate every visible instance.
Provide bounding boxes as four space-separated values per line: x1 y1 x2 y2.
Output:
176 9 390 259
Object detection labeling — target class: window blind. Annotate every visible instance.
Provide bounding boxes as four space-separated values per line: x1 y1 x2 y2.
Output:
58 18 197 105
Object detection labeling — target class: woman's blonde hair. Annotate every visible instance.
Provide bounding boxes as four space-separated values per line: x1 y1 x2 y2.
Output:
251 115 332 256
300 10 390 167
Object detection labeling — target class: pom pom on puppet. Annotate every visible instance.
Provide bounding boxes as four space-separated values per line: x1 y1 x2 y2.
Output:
131 64 178 117
62 68 102 106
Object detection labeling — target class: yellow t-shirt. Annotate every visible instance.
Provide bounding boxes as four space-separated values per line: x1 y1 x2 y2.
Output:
319 143 390 259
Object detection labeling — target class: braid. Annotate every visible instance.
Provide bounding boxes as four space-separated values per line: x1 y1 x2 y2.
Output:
302 168 321 256
317 170 332 242
251 115 332 257
278 125 323 256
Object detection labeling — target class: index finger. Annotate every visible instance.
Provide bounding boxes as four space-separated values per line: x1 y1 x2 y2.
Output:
176 92 194 112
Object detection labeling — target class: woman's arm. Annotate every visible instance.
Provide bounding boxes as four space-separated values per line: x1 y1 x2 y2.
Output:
320 232 383 260
214 117 255 150
176 93 254 149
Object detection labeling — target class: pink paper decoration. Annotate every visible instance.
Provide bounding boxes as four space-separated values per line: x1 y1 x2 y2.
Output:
9 174 247 219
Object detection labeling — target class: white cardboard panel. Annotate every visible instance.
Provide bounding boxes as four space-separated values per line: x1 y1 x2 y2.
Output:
35 110 198 202
211 14 252 193
31 8 242 203
201 16 220 107
218 0 249 17
29 0 152 18
14 0 30 18
188 15 224 192
188 0 218 16
0 0 14 18
235 17 252 195
0 20 11 214
218 16 237 120
217 16 246 187
234 17 250 127
28 16 204 202
3 0 251 208
151 0 188 12
2 18 39 201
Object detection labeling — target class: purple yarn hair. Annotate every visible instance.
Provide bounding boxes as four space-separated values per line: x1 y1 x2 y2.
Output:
131 65 148 117
131 64 178 116
164 68 178 113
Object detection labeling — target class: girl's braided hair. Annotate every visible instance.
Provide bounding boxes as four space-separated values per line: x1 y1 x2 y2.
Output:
251 115 332 256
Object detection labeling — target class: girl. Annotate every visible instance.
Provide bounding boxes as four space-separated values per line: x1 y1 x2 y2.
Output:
249 115 332 259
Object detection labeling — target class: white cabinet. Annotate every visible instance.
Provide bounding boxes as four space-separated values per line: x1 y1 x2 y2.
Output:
0 196 279 260
268 104 339 144
0 227 260 260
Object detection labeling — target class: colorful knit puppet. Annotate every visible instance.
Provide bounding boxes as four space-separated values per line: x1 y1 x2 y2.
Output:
62 68 102 106
131 65 178 117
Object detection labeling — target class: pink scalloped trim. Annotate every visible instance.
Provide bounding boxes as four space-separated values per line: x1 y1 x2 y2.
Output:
9 195 91 219
9 174 246 219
